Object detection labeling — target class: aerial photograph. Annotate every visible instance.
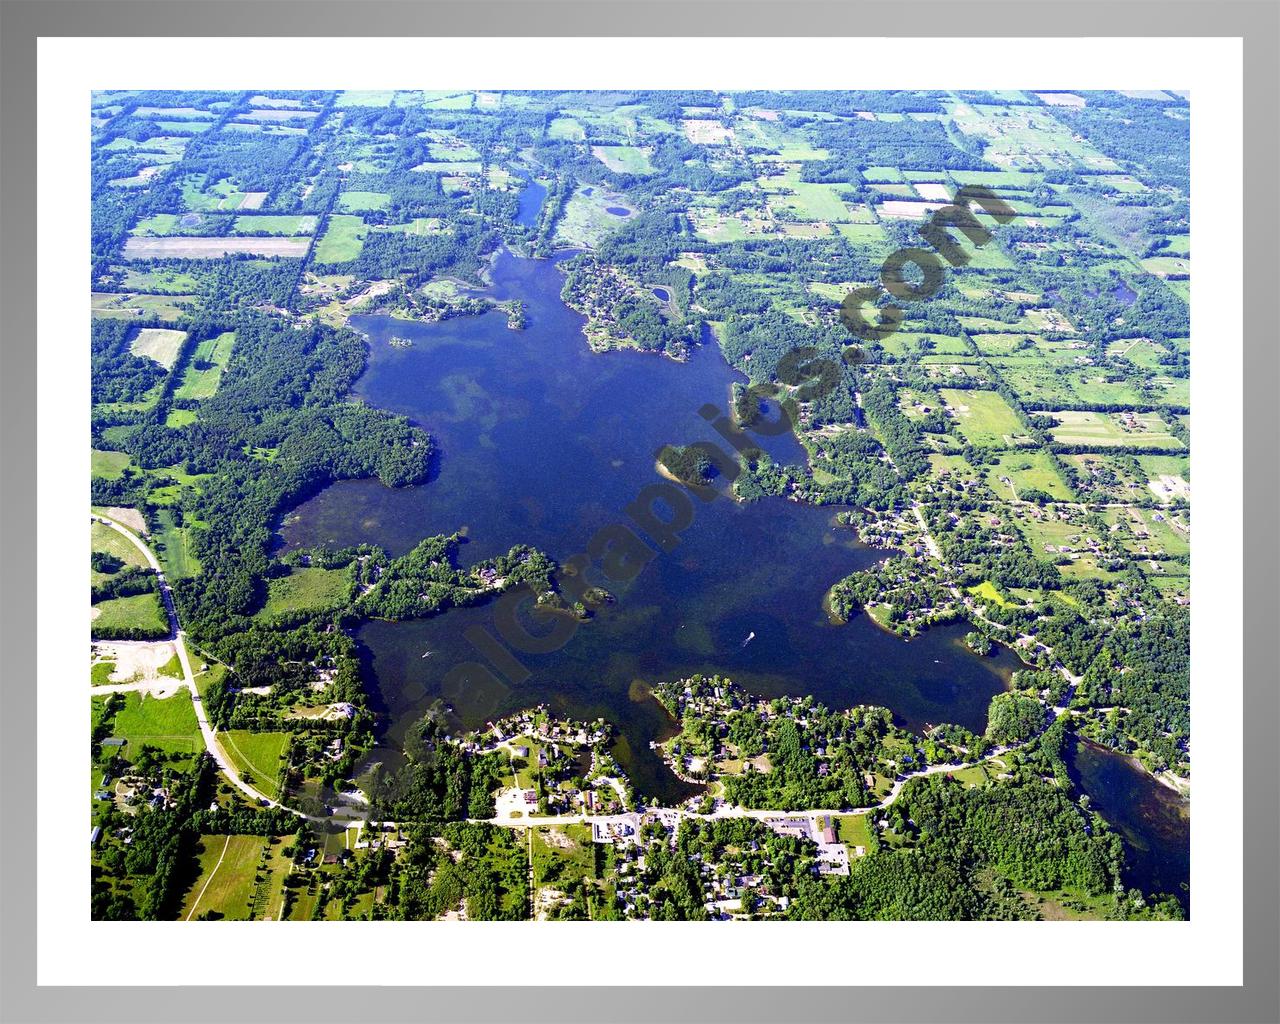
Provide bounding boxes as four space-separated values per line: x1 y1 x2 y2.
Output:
88 87 1191 923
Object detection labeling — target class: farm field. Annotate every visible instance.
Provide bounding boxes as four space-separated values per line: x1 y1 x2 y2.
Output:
221 731 290 800
91 448 134 480
314 215 367 263
232 214 317 235
591 145 655 175
108 690 201 761
174 331 236 400
180 835 269 921
91 520 149 567
938 389 1030 447
1049 411 1184 450
337 191 392 213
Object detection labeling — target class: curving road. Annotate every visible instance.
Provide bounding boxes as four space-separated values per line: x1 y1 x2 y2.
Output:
92 513 305 818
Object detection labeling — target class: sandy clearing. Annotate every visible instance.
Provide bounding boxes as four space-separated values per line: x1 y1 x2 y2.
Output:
877 199 950 219
93 640 177 683
122 236 309 260
682 119 734 145
1035 92 1086 107
128 327 187 369
98 506 147 534
914 183 953 202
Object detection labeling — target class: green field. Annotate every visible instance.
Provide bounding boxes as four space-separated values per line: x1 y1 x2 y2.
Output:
221 731 290 800
548 117 585 141
967 581 1016 609
92 592 168 637
92 292 195 321
181 835 268 920
984 450 1074 500
174 331 236 400
154 508 202 579
120 267 201 293
110 690 201 760
91 449 134 480
259 566 350 620
91 521 148 568
314 215 367 263
592 145 655 175
337 191 391 213
834 813 873 851
939 389 1029 447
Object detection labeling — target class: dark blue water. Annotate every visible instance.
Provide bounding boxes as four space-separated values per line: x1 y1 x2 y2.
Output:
605 206 631 217
652 286 671 301
282 251 1021 801
1069 739 1190 911
515 179 547 228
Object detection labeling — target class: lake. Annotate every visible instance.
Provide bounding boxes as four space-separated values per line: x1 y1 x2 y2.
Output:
515 179 546 228
281 250 1022 802
1069 739 1190 910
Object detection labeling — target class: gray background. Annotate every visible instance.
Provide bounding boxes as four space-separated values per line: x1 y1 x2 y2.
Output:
1 2 1276 1022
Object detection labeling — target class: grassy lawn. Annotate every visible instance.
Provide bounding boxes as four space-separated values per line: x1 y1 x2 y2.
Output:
967 581 1016 609
314 215 367 263
834 813 873 852
174 331 236 400
221 731 290 800
180 834 268 920
258 566 350 621
950 764 994 788
111 690 201 760
939 389 1029 447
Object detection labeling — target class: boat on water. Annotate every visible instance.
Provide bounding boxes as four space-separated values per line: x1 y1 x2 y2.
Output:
742 631 756 647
